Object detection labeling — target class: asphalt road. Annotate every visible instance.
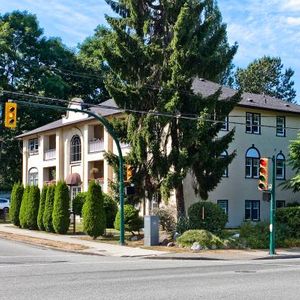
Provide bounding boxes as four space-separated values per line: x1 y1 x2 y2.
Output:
0 238 299 300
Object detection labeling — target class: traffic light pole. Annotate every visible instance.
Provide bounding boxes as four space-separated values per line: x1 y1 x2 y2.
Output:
11 100 126 245
269 155 276 255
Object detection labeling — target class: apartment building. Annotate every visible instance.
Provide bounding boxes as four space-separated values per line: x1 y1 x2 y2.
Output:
18 79 300 227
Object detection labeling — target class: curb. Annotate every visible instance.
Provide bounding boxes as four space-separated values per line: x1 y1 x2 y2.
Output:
144 255 224 261
254 254 300 260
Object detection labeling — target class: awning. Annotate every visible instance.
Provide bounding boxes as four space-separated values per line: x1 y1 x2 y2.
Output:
65 173 82 186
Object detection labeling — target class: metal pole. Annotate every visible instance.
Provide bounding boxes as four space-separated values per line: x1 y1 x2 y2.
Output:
269 155 276 255
13 100 126 245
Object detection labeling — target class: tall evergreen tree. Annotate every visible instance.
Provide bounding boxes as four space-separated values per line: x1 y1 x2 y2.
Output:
27 185 40 230
9 182 24 226
37 185 48 231
96 0 239 216
43 184 55 232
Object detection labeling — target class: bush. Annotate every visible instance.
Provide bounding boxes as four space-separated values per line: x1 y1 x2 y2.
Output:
37 186 48 230
19 186 30 228
188 201 227 234
177 229 224 249
43 185 56 232
176 216 192 234
73 192 87 216
26 185 40 229
103 194 118 228
286 202 300 207
52 181 70 234
114 204 143 234
9 183 24 226
276 207 300 238
82 181 106 239
152 207 176 232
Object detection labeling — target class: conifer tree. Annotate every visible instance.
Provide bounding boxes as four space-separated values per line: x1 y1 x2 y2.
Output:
27 185 40 229
43 184 55 232
52 181 70 234
9 183 24 226
37 185 48 231
98 0 240 216
19 186 30 228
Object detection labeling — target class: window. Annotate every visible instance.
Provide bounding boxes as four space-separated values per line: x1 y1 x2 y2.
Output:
245 146 260 178
276 116 286 137
276 200 285 209
70 186 81 200
276 152 285 180
28 168 38 186
28 138 39 153
220 150 228 177
217 200 228 215
246 112 260 134
221 116 229 131
70 135 81 162
245 200 260 221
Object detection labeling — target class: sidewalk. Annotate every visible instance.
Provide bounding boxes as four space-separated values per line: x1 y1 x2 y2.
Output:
1 223 300 260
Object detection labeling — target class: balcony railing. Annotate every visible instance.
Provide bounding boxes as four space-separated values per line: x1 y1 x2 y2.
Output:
89 139 104 153
120 142 130 149
44 149 56 160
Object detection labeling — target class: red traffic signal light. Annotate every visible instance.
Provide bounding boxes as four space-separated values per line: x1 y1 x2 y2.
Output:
258 158 268 191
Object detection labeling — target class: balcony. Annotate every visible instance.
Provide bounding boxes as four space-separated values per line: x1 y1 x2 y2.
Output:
44 149 56 160
88 139 104 153
120 142 130 149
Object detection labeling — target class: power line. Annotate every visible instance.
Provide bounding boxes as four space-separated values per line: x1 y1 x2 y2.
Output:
2 89 300 131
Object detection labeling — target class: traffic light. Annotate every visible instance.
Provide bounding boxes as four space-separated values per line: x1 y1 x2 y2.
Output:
126 165 133 182
258 158 268 191
4 102 17 128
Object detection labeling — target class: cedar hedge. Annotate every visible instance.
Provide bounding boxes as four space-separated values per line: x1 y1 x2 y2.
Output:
43 184 56 232
26 185 40 229
37 185 48 231
19 186 30 228
9 183 24 226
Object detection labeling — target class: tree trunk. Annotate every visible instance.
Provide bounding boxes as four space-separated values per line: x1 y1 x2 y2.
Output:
175 181 185 218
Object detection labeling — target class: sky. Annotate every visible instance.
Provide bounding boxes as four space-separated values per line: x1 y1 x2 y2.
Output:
0 0 300 101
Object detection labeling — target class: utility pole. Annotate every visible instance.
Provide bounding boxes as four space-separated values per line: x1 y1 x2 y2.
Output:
269 155 276 255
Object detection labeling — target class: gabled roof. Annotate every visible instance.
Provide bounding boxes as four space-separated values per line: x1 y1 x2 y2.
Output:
18 79 300 139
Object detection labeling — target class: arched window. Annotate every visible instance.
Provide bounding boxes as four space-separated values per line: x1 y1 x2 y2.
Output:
245 146 260 178
28 168 38 186
70 135 81 162
221 150 228 177
276 152 285 180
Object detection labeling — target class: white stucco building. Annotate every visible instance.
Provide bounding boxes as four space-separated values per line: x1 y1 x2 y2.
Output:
18 79 300 227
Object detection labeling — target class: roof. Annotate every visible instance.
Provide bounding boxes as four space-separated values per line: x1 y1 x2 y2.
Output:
192 79 300 114
18 79 300 139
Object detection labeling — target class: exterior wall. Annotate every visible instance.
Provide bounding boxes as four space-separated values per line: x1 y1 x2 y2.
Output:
183 106 300 227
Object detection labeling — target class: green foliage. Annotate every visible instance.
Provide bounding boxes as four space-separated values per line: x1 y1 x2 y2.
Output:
176 216 193 234
73 192 87 216
37 186 48 230
114 204 143 234
95 0 239 216
152 207 176 233
276 207 300 238
52 181 70 234
9 183 24 226
103 193 118 228
82 181 106 239
235 56 296 102
19 186 30 228
177 229 224 249
286 202 300 207
26 185 40 229
43 185 55 232
188 201 228 234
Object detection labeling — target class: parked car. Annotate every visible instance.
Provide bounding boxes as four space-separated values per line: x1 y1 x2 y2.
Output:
0 198 10 214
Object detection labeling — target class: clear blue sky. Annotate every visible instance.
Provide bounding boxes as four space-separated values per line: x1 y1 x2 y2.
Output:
0 0 299 101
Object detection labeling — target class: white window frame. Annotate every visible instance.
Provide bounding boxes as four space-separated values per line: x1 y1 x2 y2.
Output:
70 135 81 163
28 138 39 154
28 168 38 186
246 112 260 134
276 116 286 137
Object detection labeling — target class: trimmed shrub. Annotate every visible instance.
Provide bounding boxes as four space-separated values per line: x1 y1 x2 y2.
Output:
188 201 227 234
52 181 70 234
276 207 300 238
176 216 192 234
73 192 87 216
19 186 30 228
286 202 300 207
37 185 48 230
152 207 176 232
103 194 118 228
114 204 143 234
27 185 40 229
43 185 56 232
177 229 224 249
9 183 24 226
82 181 106 239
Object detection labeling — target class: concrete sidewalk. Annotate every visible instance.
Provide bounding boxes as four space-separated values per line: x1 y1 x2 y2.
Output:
0 223 300 260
